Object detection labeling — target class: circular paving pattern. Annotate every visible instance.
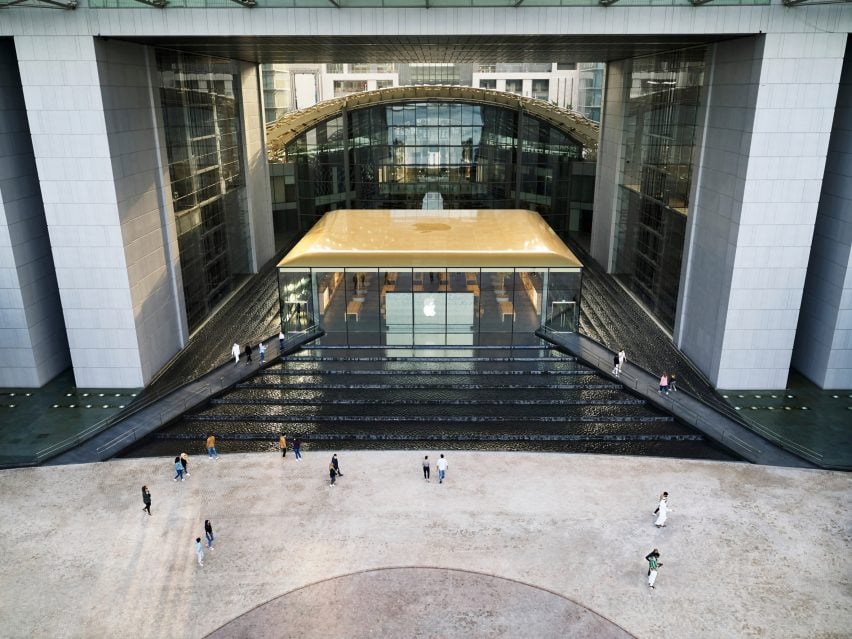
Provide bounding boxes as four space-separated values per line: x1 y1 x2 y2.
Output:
206 567 635 638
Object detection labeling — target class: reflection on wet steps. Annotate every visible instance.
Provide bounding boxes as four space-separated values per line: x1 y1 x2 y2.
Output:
122 344 737 460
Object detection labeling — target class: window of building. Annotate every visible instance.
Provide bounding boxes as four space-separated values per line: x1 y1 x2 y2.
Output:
612 48 705 331
479 79 496 90
157 49 250 332
505 80 523 95
333 80 369 97
531 79 549 101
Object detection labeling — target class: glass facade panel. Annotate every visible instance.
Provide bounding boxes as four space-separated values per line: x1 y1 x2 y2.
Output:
279 269 314 334
158 49 249 332
283 101 584 231
281 266 581 346
612 48 705 331
544 269 582 333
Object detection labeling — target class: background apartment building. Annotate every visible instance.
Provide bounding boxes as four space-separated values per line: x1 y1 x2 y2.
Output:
262 62 605 125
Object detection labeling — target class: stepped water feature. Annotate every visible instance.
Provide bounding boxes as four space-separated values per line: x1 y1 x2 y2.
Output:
123 342 738 460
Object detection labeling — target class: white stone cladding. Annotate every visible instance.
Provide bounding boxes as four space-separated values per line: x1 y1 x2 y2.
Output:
0 40 70 387
679 33 847 389
590 59 626 269
95 38 186 386
792 39 852 389
240 62 276 272
14 35 184 387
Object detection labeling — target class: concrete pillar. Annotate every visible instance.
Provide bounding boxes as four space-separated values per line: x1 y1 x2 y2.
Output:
240 62 275 271
677 33 848 389
590 58 628 268
0 39 70 387
15 35 184 387
792 39 852 389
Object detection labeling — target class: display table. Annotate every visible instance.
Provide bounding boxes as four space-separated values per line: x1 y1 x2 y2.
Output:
499 301 515 322
346 300 362 321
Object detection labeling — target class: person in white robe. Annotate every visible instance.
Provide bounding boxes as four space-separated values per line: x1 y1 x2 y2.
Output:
655 496 670 527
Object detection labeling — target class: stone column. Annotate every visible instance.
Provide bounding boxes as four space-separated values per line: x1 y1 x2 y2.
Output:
792 38 852 389
0 39 70 387
590 59 628 268
677 33 847 389
240 62 275 271
15 35 184 387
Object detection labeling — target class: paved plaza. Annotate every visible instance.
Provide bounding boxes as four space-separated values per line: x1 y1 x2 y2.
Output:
0 451 849 638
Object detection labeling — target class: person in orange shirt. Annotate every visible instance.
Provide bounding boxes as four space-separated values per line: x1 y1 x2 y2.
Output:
206 434 218 459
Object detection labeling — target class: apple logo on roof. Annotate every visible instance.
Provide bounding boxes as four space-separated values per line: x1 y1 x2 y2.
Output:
413 223 451 233
423 297 437 317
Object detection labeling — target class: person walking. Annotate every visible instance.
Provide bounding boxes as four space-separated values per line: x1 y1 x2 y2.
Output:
195 538 205 567
422 455 430 482
329 461 337 486
204 520 215 550
331 454 342 477
659 373 669 395
437 453 447 484
279 433 288 458
293 437 302 461
231 342 241 366
645 549 662 589
180 452 190 478
653 491 668 516
206 434 219 459
278 330 285 354
669 373 677 392
244 343 253 365
655 494 671 528
612 353 620 377
258 342 266 363
141 486 152 516
618 349 626 375
173 456 185 481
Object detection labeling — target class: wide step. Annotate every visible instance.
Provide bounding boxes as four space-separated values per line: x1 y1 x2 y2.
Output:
121 342 736 462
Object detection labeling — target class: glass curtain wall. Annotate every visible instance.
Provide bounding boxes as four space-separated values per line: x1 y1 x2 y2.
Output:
577 63 605 123
279 267 582 346
612 48 705 331
285 101 583 230
158 50 250 332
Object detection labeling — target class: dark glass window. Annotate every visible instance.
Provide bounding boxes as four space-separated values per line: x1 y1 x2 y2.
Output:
283 100 584 222
612 48 705 331
157 49 249 332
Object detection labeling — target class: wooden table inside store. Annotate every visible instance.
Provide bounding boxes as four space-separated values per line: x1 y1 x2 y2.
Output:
346 300 362 321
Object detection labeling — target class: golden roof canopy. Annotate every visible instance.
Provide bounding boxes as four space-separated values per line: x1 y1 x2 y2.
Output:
278 209 583 269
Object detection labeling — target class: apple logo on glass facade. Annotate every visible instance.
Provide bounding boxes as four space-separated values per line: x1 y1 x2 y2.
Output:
423 297 437 317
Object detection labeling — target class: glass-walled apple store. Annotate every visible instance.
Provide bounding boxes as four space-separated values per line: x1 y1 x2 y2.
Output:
278 266 581 346
277 208 582 346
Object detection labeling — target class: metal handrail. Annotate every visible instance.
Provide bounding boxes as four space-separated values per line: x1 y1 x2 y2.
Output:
94 328 323 460
0 329 322 470
94 379 223 459
537 327 824 465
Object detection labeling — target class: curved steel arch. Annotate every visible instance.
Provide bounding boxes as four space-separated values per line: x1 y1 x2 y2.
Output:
266 84 599 161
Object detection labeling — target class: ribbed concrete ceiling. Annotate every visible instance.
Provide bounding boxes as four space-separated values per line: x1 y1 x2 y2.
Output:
126 34 730 64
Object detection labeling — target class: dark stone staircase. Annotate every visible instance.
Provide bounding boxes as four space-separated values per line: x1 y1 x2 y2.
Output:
123 343 738 460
